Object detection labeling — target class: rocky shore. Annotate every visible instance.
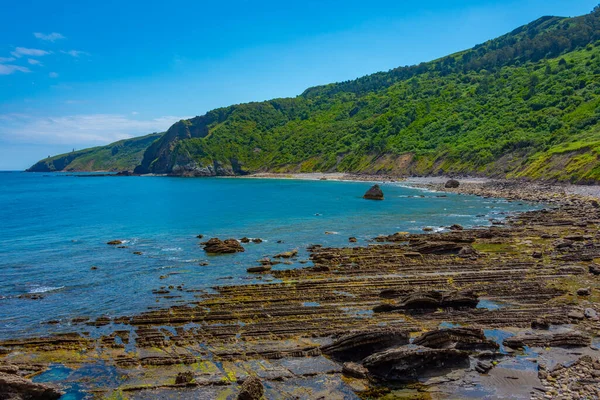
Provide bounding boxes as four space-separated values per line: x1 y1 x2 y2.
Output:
1 179 600 399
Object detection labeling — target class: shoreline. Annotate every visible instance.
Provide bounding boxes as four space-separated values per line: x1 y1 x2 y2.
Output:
2 174 600 398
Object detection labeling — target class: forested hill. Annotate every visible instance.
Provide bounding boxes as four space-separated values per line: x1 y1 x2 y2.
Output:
34 7 600 183
27 133 162 172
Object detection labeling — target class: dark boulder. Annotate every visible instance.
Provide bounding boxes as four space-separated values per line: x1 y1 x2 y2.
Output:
107 240 123 245
503 332 591 349
440 291 479 308
237 376 264 400
375 290 478 313
175 371 194 384
321 328 409 362
411 241 465 255
202 238 245 254
413 328 498 351
247 265 272 273
362 346 469 382
445 179 460 188
363 184 384 200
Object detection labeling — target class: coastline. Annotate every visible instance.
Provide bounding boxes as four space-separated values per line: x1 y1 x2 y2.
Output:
2 173 600 398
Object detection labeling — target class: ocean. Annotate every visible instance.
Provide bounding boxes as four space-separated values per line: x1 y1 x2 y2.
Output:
0 172 538 339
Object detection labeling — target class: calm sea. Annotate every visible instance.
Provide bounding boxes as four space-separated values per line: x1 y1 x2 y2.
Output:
0 172 537 339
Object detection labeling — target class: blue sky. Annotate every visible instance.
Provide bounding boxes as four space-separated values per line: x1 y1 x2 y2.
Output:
0 0 598 170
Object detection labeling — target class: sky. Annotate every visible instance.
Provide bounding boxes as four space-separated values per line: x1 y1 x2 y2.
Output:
0 0 598 170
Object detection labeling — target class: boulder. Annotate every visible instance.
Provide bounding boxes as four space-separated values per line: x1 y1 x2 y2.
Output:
475 360 494 374
444 179 460 189
412 328 498 351
273 249 298 258
0 371 63 400
362 346 469 382
589 265 600 275
252 238 263 244
349 237 358 243
363 184 384 200
342 362 368 379
576 287 591 296
584 308 598 320
107 240 123 245
449 224 464 231
237 376 264 400
240 237 251 243
321 328 409 362
202 238 245 254
503 332 591 349
175 371 194 384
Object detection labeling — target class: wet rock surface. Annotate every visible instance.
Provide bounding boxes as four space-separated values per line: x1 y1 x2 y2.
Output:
0 370 63 400
320 328 409 362
2 179 600 398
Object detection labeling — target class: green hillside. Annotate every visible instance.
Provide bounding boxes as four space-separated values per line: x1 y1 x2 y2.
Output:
34 7 600 183
27 133 162 172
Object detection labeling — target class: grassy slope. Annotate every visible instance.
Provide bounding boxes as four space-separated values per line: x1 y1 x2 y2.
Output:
27 133 162 172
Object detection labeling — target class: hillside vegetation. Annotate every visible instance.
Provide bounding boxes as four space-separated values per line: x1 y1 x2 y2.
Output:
34 7 600 183
27 133 162 172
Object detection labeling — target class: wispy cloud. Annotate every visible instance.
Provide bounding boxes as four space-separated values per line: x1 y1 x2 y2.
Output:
48 72 59 78
0 64 30 75
0 114 184 145
0 57 16 63
61 50 89 57
34 32 65 42
28 59 42 65
11 47 51 58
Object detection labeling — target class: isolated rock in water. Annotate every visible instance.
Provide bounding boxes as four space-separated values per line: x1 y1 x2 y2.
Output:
503 332 591 349
0 371 63 400
247 265 272 273
237 376 264 400
445 179 460 188
240 237 251 243
362 346 469 382
321 328 409 362
251 238 263 243
107 240 123 245
349 237 357 243
202 238 245 254
273 249 298 258
363 184 384 200
413 328 498 351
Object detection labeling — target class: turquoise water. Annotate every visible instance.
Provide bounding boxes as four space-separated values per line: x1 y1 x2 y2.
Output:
0 172 537 339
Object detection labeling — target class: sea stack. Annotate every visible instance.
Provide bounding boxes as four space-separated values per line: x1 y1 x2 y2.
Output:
363 184 384 200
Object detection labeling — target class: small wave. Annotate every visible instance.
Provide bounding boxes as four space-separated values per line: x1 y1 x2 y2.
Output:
162 247 182 252
29 286 65 294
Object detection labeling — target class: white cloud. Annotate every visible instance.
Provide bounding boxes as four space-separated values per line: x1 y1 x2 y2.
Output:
49 72 59 78
11 47 51 58
61 50 89 57
34 32 65 42
0 64 30 75
0 113 185 145
0 57 16 63
28 59 42 65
